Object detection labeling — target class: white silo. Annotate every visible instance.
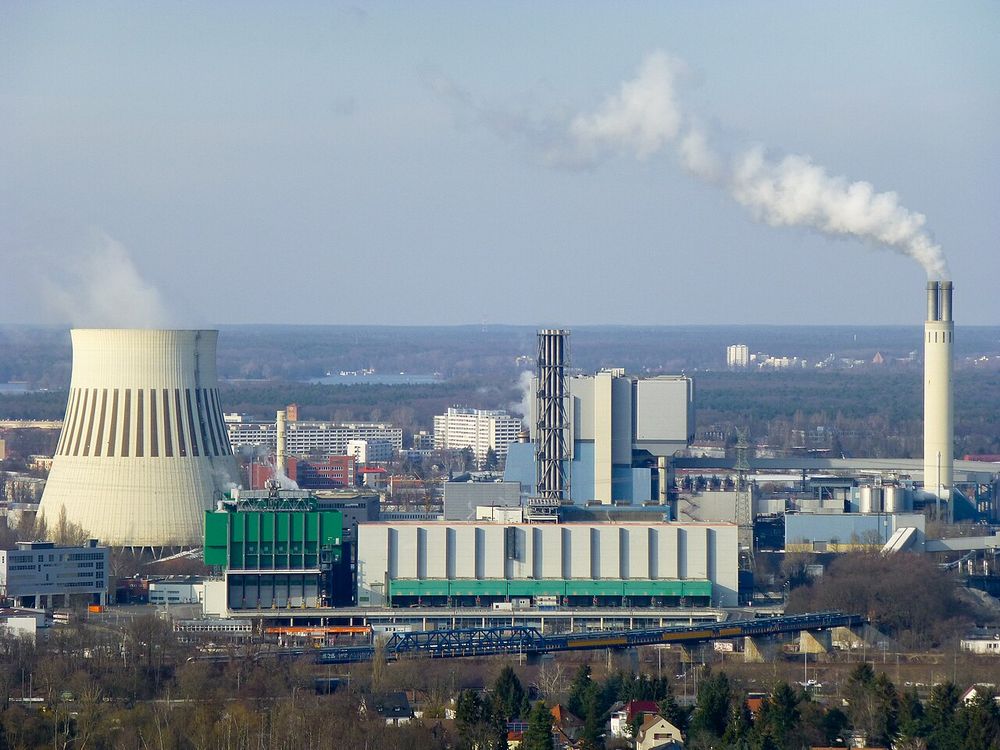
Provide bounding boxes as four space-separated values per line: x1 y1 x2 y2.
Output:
923 281 954 514
39 329 239 547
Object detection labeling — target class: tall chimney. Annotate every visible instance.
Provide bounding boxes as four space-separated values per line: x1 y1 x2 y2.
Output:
535 329 570 502
923 281 954 516
276 409 287 479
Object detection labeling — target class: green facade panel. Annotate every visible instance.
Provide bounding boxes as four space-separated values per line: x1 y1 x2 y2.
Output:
447 579 507 597
565 580 625 597
204 513 229 566
507 580 566 597
682 580 713 597
204 508 343 572
390 579 451 597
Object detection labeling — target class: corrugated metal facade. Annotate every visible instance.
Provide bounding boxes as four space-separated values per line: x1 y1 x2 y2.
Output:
357 522 738 607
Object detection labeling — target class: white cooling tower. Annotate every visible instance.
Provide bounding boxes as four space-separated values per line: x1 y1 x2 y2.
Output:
923 281 954 510
39 329 239 547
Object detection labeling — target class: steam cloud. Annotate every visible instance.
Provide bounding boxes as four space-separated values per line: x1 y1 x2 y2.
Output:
509 370 534 429
43 231 172 327
555 52 950 279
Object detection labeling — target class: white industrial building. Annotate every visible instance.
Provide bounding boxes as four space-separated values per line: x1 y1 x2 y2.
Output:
433 407 521 466
226 417 402 457
507 370 694 504
39 329 239 547
357 522 738 607
0 541 108 608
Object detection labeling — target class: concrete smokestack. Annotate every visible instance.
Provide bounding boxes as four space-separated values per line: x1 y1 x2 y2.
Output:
923 281 954 515
276 409 287 479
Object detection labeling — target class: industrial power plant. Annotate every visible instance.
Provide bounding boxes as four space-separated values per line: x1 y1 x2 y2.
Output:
38 329 239 548
11 281 998 636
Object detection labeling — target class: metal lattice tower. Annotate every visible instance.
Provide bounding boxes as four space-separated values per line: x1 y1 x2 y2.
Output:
535 329 570 503
734 429 754 570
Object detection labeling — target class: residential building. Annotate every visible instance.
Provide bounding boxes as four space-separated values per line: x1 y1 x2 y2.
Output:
434 407 521 467
288 455 357 489
226 417 402 457
347 438 395 464
636 715 684 750
727 344 749 369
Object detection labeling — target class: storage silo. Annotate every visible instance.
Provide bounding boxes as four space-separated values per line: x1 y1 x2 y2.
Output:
883 484 905 513
38 329 239 548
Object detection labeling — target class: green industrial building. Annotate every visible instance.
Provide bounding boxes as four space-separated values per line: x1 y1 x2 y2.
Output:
204 491 349 610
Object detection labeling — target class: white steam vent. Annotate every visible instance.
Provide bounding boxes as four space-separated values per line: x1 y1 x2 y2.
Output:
39 329 239 547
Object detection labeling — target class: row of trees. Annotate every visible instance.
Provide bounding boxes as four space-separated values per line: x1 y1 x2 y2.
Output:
682 664 1000 750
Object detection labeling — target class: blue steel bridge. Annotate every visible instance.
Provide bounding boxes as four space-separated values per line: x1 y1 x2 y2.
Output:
314 610 863 664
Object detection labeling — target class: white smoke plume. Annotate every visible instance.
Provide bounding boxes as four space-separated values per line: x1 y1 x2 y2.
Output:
42 230 172 327
567 51 685 162
509 370 534 429
556 52 950 279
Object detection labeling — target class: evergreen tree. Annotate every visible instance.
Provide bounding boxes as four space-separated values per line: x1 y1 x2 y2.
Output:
521 701 554 750
751 682 800 749
689 670 733 741
721 699 753 749
493 666 528 720
956 688 1000 750
567 665 594 718
658 692 691 734
455 689 505 750
897 689 929 742
578 690 604 750
926 682 963 750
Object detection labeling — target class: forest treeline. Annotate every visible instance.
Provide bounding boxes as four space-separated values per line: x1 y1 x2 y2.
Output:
5 369 1000 458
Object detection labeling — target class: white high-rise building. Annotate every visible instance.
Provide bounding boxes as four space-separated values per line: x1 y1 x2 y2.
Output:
39 329 239 548
433 407 521 466
226 420 402 457
726 344 749 369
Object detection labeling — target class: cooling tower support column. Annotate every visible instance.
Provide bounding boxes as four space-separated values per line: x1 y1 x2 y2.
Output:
923 281 954 517
535 329 570 502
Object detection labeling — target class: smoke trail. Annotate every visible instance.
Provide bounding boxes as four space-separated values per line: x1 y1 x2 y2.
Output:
509 370 534 429
567 51 685 162
42 230 172 327
559 52 950 279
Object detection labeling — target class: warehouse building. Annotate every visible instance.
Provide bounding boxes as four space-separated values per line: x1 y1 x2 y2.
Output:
356 521 738 608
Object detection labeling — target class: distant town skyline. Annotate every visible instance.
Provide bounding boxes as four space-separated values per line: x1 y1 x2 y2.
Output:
2 2 997 327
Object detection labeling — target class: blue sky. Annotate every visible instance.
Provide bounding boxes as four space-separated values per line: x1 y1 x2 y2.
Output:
2 2 997 326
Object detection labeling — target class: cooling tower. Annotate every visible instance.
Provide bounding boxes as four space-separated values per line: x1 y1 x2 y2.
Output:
923 281 954 510
39 329 239 547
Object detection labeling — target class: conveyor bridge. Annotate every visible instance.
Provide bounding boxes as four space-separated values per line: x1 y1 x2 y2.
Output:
314 610 863 664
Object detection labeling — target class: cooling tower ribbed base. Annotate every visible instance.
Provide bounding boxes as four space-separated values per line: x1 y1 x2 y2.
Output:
38 329 239 547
